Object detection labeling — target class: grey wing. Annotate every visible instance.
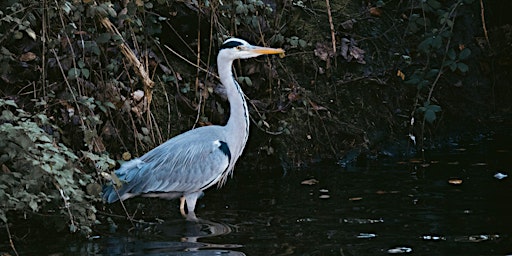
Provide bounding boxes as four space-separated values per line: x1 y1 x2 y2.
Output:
112 127 231 200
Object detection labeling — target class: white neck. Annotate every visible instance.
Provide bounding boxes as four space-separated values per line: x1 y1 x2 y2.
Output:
217 56 250 162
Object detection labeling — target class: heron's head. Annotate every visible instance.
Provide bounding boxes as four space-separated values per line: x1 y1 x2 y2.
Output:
218 38 284 61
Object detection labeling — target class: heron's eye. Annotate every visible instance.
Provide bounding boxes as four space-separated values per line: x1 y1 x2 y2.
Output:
236 46 243 51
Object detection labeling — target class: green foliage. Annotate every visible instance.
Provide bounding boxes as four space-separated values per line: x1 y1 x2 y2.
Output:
418 102 442 123
402 0 473 146
444 47 471 72
286 36 308 49
0 99 113 235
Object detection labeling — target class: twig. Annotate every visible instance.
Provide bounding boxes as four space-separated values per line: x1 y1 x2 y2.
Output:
102 173 135 228
58 188 76 231
193 10 203 129
479 0 491 50
42 0 47 97
325 0 337 67
192 91 203 129
50 49 87 130
164 44 218 79
247 98 284 136
419 7 458 152
6 224 19 256
99 18 155 105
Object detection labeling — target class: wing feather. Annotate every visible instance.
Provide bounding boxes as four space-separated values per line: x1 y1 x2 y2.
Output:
103 126 230 202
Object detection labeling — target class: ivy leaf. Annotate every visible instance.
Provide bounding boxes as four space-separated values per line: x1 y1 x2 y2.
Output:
424 109 437 123
457 62 469 73
244 77 253 86
29 199 38 211
1 110 16 121
418 37 433 52
447 49 456 60
450 62 457 72
459 48 471 60
431 36 442 49
81 68 90 79
78 59 86 69
96 33 111 44
426 104 442 112
68 68 81 80
427 0 442 9
0 99 18 108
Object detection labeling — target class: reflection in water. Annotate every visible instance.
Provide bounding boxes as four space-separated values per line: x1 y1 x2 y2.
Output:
75 219 244 255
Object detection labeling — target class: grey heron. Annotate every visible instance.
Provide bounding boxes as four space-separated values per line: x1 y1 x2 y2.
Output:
102 38 285 221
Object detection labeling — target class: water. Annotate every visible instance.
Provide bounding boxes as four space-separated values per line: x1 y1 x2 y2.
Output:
3 132 512 255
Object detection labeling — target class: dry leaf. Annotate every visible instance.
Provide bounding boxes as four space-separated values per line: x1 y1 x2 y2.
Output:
341 19 356 30
369 7 382 17
448 178 463 185
301 178 319 185
288 92 300 102
340 38 366 64
397 69 405 80
132 90 144 101
314 42 335 61
122 152 132 161
309 100 327 111
2 164 11 173
19 52 37 62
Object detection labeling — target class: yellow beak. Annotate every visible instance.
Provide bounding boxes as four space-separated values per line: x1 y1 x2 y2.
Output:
250 46 286 56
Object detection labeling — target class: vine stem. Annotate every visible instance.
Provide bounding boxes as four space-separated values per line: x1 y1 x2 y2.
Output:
425 11 457 104
6 224 19 256
418 3 460 152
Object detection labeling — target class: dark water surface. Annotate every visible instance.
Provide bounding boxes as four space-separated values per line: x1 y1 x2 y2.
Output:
3 132 512 255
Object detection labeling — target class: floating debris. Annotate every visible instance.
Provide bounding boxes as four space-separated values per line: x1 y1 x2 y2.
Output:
357 233 377 239
319 188 330 199
296 218 316 223
342 218 384 224
348 197 363 201
301 178 319 185
454 234 500 243
376 190 400 194
420 235 446 241
387 246 412 254
409 158 422 164
448 178 463 185
494 172 508 180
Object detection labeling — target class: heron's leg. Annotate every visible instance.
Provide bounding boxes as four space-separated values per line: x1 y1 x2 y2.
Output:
183 192 201 221
179 196 187 218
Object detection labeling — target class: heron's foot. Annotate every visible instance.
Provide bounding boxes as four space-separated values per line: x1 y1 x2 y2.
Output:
179 196 187 218
181 191 201 221
186 212 199 222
